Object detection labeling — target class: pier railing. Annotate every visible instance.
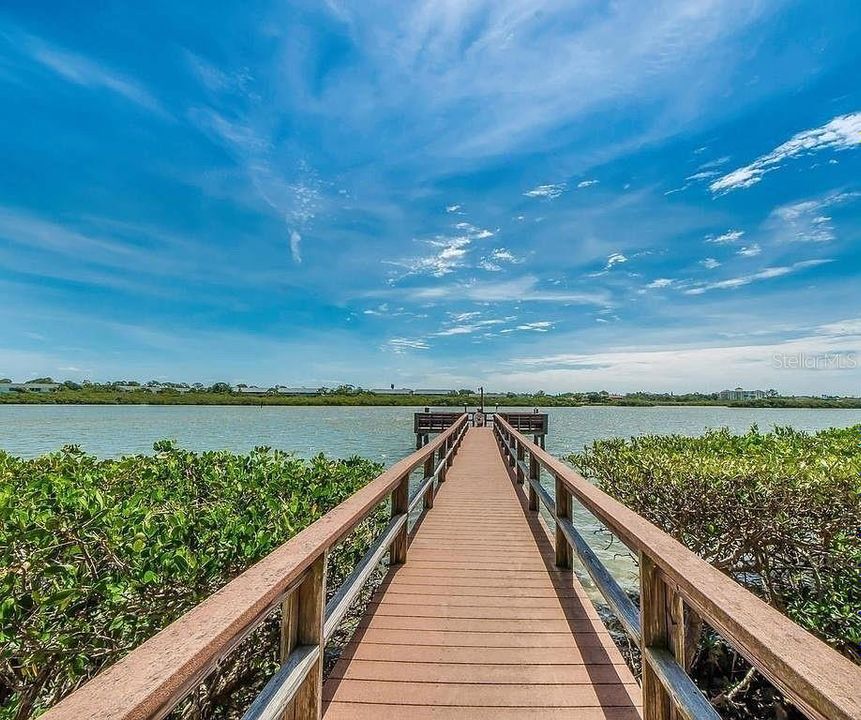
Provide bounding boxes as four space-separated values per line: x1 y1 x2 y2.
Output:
494 414 861 720
41 414 469 720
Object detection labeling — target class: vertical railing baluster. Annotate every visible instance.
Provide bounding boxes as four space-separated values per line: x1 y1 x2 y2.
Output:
528 446 538 511
555 476 572 569
641 553 672 720
423 451 435 509
281 553 326 720
516 440 525 485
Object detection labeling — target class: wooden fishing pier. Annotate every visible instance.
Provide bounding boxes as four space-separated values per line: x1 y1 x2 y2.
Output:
42 413 861 720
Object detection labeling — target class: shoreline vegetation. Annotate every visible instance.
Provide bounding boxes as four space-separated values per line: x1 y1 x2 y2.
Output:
0 443 386 720
571 424 861 718
2 384 860 409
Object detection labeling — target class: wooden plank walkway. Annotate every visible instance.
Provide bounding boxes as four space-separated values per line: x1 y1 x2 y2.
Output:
323 426 642 719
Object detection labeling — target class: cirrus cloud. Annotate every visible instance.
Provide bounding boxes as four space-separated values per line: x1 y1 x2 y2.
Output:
710 112 861 193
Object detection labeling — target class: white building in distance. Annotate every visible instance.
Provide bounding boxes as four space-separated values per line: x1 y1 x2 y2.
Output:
718 387 768 401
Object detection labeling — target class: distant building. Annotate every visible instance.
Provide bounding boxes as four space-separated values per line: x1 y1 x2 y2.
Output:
275 386 319 395
372 388 414 395
0 382 61 393
718 387 767 401
119 384 190 393
413 389 456 396
233 386 270 395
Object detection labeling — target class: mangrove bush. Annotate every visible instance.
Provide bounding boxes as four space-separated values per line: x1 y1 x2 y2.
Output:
571 424 861 716
0 443 384 720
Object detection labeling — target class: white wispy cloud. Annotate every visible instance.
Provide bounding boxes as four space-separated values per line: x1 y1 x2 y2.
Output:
767 192 860 243
421 236 471 275
454 222 493 239
0 206 206 290
706 229 744 244
524 183 565 199
385 338 429 353
515 321 553 332
363 303 390 316
737 243 761 257
320 3 773 164
577 179 599 188
479 247 520 271
185 51 255 97
605 252 628 269
697 156 731 170
389 223 497 278
436 318 507 336
435 325 477 336
685 170 720 181
21 33 167 117
495 321 861 394
684 259 832 295
445 204 462 213
646 278 674 288
386 275 611 306
710 112 861 193
289 230 302 263
816 318 861 336
449 311 481 323
700 257 721 269
190 108 322 257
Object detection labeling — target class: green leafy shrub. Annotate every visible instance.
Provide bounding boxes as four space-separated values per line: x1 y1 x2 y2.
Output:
571 425 861 716
0 443 384 720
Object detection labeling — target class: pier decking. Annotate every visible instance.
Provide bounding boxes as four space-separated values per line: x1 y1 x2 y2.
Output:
323 427 640 718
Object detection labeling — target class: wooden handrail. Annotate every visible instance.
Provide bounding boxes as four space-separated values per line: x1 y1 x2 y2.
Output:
493 415 861 720
40 415 469 720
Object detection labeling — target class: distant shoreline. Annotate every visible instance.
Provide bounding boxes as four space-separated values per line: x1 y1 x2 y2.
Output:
1 390 859 409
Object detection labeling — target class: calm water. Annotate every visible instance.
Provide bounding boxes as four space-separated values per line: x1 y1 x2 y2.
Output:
3 404 859 593
2 403 860 460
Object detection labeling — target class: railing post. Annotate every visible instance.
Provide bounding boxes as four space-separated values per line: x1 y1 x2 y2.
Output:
554 476 572 569
641 553 672 720
437 443 447 482
423 452 435 509
280 552 326 720
390 473 409 564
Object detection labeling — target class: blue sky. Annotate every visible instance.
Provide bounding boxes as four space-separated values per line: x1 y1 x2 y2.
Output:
0 1 859 393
